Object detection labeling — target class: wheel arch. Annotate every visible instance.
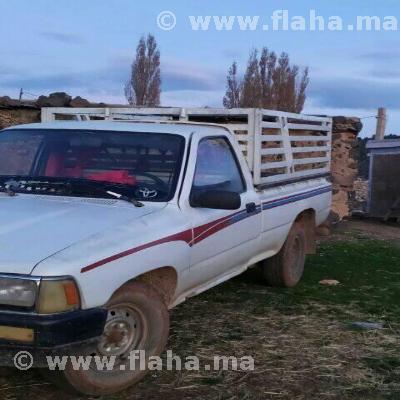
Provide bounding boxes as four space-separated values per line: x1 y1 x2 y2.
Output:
114 266 178 307
295 208 316 254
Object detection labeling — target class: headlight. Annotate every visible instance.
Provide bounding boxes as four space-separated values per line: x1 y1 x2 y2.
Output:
0 278 37 308
37 278 80 314
0 276 80 313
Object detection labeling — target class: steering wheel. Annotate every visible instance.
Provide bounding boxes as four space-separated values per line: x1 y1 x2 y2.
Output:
134 172 169 199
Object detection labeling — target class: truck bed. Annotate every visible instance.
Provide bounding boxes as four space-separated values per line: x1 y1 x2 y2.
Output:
41 107 332 189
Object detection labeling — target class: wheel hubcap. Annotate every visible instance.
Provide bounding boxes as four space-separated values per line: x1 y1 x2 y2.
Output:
97 307 142 357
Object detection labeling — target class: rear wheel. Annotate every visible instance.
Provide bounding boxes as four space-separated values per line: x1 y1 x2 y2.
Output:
44 281 170 396
261 222 306 287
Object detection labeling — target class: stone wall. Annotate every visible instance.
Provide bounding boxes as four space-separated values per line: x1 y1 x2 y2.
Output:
330 116 363 222
0 105 40 130
0 92 104 130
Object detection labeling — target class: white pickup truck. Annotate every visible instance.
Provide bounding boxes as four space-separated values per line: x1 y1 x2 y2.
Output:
0 108 332 395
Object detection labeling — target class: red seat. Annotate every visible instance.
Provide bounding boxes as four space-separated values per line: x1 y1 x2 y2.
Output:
45 153 65 177
86 170 136 185
45 149 95 179
45 149 136 185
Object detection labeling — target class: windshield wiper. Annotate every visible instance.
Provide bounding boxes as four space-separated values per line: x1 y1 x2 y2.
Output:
0 184 17 197
106 190 144 207
63 178 145 208
0 176 144 207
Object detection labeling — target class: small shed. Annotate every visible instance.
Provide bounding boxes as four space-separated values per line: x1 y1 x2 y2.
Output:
367 139 400 219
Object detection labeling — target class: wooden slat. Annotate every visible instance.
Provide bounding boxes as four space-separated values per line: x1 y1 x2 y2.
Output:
47 107 183 117
293 157 330 165
287 123 330 132
291 146 331 153
112 107 182 115
289 136 331 142
261 161 290 169
222 124 249 132
261 148 285 155
261 135 284 141
280 116 293 175
260 167 330 184
112 115 174 122
186 107 253 116
262 109 331 123
234 134 252 142
262 122 281 129
252 109 263 184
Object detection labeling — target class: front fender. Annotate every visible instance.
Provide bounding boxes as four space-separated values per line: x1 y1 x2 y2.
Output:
33 206 192 309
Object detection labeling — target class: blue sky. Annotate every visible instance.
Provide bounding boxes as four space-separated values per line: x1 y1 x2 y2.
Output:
1 0 400 136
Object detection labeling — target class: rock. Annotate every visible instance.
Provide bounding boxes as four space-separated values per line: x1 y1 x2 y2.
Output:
0 96 20 107
353 178 369 199
319 279 340 286
350 321 384 330
332 190 350 220
316 225 331 236
332 116 363 134
331 172 358 187
70 96 91 108
36 92 72 108
327 211 341 226
348 161 357 170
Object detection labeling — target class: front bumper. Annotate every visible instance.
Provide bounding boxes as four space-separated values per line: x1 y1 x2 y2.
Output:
0 308 107 367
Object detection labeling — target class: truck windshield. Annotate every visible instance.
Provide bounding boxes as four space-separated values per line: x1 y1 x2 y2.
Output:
0 129 185 202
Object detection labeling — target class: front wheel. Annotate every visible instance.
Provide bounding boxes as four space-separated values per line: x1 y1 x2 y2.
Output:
261 222 306 287
45 281 170 396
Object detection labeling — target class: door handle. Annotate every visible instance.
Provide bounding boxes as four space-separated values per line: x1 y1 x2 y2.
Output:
246 202 257 213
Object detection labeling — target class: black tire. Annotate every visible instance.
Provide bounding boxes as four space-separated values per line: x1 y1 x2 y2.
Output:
261 222 306 287
43 281 170 396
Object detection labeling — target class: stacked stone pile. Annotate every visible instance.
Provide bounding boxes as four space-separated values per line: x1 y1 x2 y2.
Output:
330 116 363 222
352 177 369 212
0 93 110 129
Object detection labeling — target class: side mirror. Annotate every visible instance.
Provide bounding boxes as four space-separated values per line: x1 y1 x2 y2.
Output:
190 190 241 210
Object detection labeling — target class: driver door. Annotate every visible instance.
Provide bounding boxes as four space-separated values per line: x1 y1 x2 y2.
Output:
180 134 260 289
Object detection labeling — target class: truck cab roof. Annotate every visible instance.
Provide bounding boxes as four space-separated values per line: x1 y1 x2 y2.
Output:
4 121 231 139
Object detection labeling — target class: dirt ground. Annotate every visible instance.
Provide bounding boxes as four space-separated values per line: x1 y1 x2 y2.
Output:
325 218 400 242
0 219 399 400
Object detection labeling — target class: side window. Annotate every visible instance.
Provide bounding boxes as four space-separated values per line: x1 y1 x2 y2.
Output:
191 137 245 194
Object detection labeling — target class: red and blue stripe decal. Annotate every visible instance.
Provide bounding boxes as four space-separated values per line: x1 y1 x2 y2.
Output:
81 185 331 273
191 205 262 246
262 186 332 210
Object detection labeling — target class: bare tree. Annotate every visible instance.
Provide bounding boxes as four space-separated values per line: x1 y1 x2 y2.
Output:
125 34 161 107
223 48 309 113
272 52 293 111
223 62 241 108
259 48 276 109
295 67 309 113
240 49 262 108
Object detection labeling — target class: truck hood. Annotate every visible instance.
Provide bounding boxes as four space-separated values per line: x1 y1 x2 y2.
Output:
0 193 164 275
